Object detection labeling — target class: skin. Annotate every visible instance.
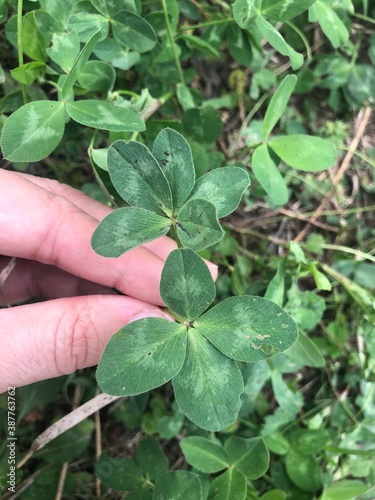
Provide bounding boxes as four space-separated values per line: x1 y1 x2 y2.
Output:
0 170 217 392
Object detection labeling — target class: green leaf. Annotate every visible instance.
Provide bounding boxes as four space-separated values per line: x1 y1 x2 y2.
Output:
61 30 102 99
285 283 326 331
153 471 203 500
262 75 297 140
173 330 243 431
195 296 298 362
135 437 169 480
287 429 329 454
95 452 144 491
66 100 145 132
289 241 308 264
47 30 80 73
180 34 219 57
208 468 247 500
10 62 45 85
22 12 48 62
285 333 325 368
160 249 215 321
67 12 109 43
187 167 250 218
78 61 116 92
268 135 337 172
259 490 287 500
1 100 65 162
39 0 76 27
176 83 196 111
252 144 289 205
320 480 368 500
285 450 321 492
91 207 170 257
94 38 140 70
176 199 224 251
224 436 269 479
96 318 187 396
346 64 375 107
232 0 260 29
264 259 286 307
255 16 303 70
108 140 173 215
152 128 195 211
271 371 303 414
91 0 126 16
182 106 223 144
309 1 349 49
180 437 230 473
112 11 156 53
226 24 253 67
261 0 316 22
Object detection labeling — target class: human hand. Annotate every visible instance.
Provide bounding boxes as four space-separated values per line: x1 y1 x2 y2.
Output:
0 170 217 392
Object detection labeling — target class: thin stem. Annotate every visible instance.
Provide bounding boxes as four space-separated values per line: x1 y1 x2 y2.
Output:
178 17 234 32
320 243 375 265
160 0 184 84
352 10 375 24
339 145 375 169
172 222 183 248
286 21 312 62
17 0 27 104
229 91 270 155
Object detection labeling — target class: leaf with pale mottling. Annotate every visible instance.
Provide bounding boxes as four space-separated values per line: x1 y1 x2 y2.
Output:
152 128 195 211
208 468 247 500
66 100 145 132
1 100 65 162
160 249 215 321
153 471 203 500
180 437 230 473
173 330 243 431
112 11 156 53
225 436 269 479
187 167 250 218
177 199 224 251
232 0 260 29
96 318 186 396
261 0 316 22
108 140 172 215
195 296 298 362
91 207 170 257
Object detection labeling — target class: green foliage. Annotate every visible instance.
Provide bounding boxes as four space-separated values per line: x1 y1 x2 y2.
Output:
1 0 374 498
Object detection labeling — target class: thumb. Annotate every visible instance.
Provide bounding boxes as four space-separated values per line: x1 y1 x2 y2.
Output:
0 296 172 392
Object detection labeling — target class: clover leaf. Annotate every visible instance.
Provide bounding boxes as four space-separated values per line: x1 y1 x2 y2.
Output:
97 249 299 431
91 128 250 255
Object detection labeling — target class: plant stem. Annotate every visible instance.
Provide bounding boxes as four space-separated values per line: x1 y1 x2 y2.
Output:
172 222 183 248
17 0 27 104
178 17 234 32
286 21 312 62
160 0 184 84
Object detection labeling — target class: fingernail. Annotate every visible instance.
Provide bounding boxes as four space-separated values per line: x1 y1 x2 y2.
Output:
129 309 173 323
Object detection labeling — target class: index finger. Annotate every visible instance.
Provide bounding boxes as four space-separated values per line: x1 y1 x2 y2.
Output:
0 170 169 305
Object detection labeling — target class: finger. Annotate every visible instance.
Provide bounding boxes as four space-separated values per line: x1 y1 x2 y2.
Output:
0 170 168 305
0 295 172 392
15 172 178 259
14 172 218 276
0 256 113 306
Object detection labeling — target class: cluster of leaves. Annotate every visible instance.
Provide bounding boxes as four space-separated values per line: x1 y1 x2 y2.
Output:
94 128 298 431
1 0 375 498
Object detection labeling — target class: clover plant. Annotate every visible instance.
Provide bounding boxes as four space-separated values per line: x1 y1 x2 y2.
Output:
92 128 298 431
